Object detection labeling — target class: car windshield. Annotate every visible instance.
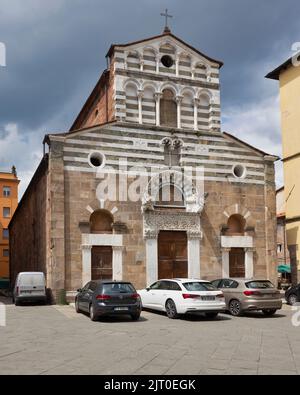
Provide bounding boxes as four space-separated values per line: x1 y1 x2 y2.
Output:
183 282 217 291
246 281 274 289
102 283 135 294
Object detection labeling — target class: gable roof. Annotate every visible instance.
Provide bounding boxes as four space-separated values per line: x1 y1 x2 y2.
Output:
106 31 223 67
265 56 294 80
223 131 279 160
70 69 109 131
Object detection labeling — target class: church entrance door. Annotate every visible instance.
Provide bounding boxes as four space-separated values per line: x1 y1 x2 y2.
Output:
158 231 188 279
91 246 113 280
229 248 245 278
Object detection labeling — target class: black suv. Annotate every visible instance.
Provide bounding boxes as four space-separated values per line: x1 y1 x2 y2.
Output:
75 280 142 321
285 283 300 305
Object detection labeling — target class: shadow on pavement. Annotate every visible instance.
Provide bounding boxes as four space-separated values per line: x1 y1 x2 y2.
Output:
0 296 13 305
80 312 148 323
142 308 232 321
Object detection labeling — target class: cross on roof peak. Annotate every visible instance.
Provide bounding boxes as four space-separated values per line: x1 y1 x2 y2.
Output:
160 8 173 33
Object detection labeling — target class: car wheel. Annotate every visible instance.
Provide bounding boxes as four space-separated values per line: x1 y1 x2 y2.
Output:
288 294 298 306
165 299 179 319
89 304 97 321
75 299 80 313
15 298 21 306
205 312 219 319
229 299 243 316
131 313 141 321
262 309 277 316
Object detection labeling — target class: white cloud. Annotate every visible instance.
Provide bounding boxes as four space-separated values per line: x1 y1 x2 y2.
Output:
222 94 284 188
0 123 44 198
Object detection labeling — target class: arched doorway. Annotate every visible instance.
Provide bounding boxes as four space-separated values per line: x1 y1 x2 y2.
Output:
158 231 188 279
90 210 113 280
226 214 246 278
160 89 177 127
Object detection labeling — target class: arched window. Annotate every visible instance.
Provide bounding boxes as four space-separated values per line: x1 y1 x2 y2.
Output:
160 89 177 127
179 54 192 78
181 91 194 129
90 210 113 234
125 83 138 123
198 93 211 131
155 184 185 209
126 51 140 71
143 86 156 125
226 214 246 236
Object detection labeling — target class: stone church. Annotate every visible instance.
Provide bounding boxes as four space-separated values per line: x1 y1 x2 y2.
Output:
9 26 278 301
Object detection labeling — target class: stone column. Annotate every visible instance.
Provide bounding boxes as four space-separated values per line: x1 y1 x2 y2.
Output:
193 98 199 131
48 139 66 297
82 245 92 286
155 93 162 127
187 232 201 279
140 59 144 72
145 232 158 286
221 248 231 278
175 56 179 77
112 246 123 281
155 56 160 74
176 96 183 129
244 247 255 279
138 90 143 124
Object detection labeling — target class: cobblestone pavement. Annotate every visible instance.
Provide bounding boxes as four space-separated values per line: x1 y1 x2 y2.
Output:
0 297 299 375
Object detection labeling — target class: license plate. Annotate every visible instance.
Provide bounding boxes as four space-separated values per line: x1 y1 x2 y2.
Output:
201 296 215 301
114 307 128 311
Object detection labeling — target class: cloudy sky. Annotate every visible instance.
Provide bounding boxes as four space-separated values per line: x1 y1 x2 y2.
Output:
0 0 298 197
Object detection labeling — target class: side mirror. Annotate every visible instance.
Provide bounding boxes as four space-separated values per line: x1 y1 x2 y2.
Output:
146 287 150 292
77 288 82 293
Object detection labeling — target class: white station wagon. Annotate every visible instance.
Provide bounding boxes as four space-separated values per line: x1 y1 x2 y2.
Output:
137 278 226 319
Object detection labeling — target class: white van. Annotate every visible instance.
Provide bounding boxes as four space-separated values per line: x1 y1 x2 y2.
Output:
13 272 47 305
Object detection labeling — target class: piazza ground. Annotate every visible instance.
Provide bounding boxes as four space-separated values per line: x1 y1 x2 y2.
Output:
0 297 299 375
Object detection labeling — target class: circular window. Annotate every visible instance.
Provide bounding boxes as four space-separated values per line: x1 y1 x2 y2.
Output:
232 164 246 179
88 152 106 169
161 55 174 68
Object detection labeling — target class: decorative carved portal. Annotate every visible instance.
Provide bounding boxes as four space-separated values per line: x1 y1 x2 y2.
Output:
229 248 245 278
158 231 188 279
91 246 113 280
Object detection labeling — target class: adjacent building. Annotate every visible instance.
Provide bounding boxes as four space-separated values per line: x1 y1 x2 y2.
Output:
267 57 300 284
0 167 19 279
9 28 278 302
276 186 291 286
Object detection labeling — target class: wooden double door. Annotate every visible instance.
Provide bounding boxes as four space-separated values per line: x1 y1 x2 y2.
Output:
91 246 112 280
229 248 245 278
158 231 188 279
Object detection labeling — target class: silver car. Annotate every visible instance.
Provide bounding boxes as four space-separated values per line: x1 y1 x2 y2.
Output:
211 278 282 316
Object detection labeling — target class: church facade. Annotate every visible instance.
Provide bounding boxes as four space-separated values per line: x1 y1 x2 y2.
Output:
9 29 278 301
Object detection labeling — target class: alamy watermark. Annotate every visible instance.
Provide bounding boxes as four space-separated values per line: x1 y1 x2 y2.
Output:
291 303 300 327
0 303 6 327
291 42 300 67
0 42 6 67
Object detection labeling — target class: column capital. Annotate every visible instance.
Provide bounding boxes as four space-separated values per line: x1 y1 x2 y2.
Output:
154 92 162 101
137 90 144 99
221 247 231 253
144 229 159 240
193 98 200 106
112 245 125 251
187 230 203 240
244 247 255 252
81 244 92 251
176 95 183 104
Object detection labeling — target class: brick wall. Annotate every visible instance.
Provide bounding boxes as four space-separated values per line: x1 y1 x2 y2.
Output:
9 156 49 287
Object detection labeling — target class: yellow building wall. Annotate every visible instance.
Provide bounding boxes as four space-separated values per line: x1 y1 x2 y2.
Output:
0 173 19 278
279 65 300 272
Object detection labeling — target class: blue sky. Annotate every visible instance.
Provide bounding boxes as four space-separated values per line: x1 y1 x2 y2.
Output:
0 0 298 196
